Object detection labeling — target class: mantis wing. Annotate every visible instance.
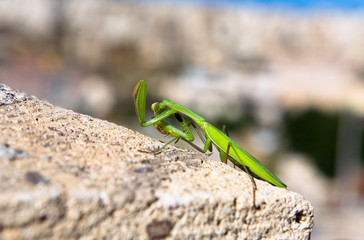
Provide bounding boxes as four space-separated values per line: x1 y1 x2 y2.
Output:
205 123 287 188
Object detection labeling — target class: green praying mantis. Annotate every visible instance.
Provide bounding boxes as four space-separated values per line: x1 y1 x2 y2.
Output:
133 80 286 207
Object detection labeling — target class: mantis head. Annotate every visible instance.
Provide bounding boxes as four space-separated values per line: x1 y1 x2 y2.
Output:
151 102 163 116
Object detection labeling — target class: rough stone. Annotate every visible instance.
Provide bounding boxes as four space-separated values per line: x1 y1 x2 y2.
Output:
0 84 314 239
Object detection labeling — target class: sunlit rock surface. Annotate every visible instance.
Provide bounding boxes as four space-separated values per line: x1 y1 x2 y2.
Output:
0 84 313 239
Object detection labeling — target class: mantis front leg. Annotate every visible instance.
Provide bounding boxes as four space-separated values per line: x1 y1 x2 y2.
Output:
133 80 194 142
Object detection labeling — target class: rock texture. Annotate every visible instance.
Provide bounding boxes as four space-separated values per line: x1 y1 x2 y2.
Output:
0 84 314 239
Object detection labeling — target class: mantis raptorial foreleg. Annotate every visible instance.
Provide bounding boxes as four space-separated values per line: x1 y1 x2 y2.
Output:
149 109 212 154
144 112 204 153
134 81 195 142
158 115 210 154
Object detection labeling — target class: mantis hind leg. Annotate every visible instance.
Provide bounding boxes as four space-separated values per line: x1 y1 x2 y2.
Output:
223 143 258 208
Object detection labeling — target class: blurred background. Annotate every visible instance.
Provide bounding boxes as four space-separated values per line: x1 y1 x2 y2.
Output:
1 0 364 238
